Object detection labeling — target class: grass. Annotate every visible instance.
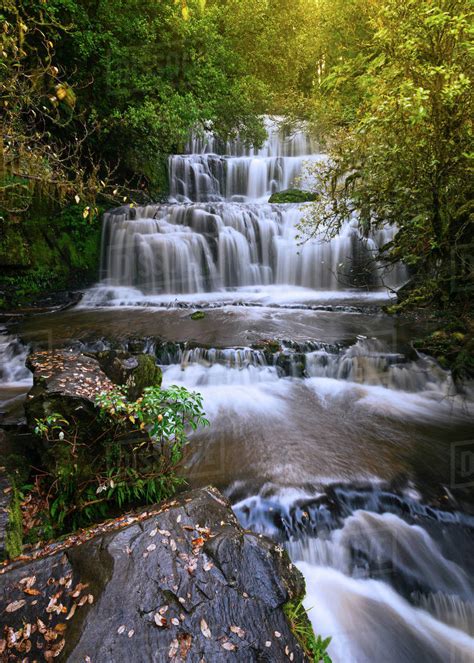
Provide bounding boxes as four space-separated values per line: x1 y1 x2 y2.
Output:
284 598 332 663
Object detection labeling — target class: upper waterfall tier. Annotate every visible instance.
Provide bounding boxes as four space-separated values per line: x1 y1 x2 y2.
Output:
186 117 319 157
171 117 324 203
169 154 324 203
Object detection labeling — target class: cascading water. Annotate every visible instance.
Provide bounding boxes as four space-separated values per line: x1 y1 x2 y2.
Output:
84 117 406 306
27 118 474 661
0 329 32 423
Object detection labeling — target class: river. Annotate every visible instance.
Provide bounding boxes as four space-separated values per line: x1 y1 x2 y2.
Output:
1 119 473 662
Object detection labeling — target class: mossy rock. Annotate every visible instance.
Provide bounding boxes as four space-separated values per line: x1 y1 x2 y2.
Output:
3 481 23 561
95 351 162 400
268 189 319 204
127 354 162 400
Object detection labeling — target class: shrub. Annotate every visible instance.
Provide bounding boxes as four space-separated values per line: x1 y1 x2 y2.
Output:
33 385 209 533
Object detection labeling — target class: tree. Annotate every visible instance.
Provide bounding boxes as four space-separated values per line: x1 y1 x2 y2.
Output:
299 0 474 309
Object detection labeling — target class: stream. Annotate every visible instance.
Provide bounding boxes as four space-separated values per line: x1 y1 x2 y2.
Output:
1 119 473 662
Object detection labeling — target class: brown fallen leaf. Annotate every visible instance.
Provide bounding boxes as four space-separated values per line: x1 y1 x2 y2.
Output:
222 641 236 651
178 633 192 658
23 588 42 596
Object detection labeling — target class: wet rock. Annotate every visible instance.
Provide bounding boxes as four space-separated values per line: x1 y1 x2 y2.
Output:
24 350 114 428
0 487 308 662
93 350 162 400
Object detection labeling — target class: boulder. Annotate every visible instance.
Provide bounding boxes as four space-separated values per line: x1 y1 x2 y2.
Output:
93 350 162 400
0 487 308 662
24 350 114 428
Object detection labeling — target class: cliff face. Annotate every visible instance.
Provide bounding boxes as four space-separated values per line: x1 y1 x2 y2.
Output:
0 487 308 662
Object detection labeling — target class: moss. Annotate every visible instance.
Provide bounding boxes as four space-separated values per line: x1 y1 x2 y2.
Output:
284 598 332 662
126 355 162 400
269 189 319 204
413 324 474 381
0 204 102 309
190 311 206 320
5 482 23 560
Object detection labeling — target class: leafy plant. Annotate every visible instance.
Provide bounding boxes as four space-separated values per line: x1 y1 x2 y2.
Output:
284 599 332 663
32 385 209 533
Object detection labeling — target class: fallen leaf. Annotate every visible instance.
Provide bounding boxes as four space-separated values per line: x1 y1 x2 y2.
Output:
169 638 179 658
222 641 236 651
6 600 26 613
178 633 192 658
200 619 211 639
147 544 156 552
128 629 134 638
171 618 179 626
117 625 126 634
24 588 42 596
65 603 77 620
230 625 245 638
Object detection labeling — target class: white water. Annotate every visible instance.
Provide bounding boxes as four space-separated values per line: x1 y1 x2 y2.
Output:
77 119 474 660
0 330 32 422
0 332 31 386
83 117 407 306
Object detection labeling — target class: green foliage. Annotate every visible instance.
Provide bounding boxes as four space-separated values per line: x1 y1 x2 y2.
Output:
300 0 473 313
269 189 319 204
284 599 332 663
33 385 209 532
0 204 102 308
190 311 206 320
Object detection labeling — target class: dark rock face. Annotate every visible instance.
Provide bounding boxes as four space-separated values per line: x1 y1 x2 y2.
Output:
0 488 307 662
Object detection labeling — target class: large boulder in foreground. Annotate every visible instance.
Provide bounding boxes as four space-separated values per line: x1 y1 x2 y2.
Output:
0 487 307 662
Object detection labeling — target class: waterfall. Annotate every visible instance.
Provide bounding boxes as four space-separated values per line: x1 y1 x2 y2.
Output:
86 117 407 305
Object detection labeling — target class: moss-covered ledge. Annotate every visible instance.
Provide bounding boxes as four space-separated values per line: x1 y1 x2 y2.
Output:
269 189 319 204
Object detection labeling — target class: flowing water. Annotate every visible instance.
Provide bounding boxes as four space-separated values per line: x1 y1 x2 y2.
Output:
2 119 474 662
